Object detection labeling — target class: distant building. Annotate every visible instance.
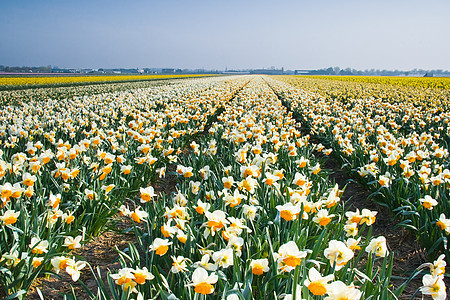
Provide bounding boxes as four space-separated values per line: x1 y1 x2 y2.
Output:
294 70 312 75
222 71 251 75
161 68 176 74
250 68 284 75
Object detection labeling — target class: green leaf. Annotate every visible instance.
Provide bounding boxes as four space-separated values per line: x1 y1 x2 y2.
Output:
5 290 27 300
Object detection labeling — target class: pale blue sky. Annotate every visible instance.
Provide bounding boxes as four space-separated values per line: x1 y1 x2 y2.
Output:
1 0 449 70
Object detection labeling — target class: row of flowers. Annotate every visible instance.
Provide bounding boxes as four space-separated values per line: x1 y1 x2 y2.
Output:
266 75 449 297
0 75 249 298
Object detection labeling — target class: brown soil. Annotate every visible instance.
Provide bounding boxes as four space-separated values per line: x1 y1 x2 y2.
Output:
153 163 179 197
28 221 136 300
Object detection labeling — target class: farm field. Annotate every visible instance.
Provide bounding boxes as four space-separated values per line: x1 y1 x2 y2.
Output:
0 75 449 300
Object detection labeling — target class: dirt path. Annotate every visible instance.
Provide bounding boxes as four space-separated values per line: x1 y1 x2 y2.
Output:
28 225 135 299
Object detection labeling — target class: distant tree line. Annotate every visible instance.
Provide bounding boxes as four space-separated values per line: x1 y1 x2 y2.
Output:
0 65 53 73
305 67 450 77
0 65 221 75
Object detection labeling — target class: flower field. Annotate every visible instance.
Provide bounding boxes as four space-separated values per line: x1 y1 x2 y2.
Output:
267 76 450 261
298 76 450 91
0 75 448 299
0 74 215 89
278 76 450 109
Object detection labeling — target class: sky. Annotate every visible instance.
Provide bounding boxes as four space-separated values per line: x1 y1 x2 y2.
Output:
1 0 449 70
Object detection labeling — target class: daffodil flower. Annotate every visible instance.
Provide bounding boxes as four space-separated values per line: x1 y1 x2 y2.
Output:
190 268 218 295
